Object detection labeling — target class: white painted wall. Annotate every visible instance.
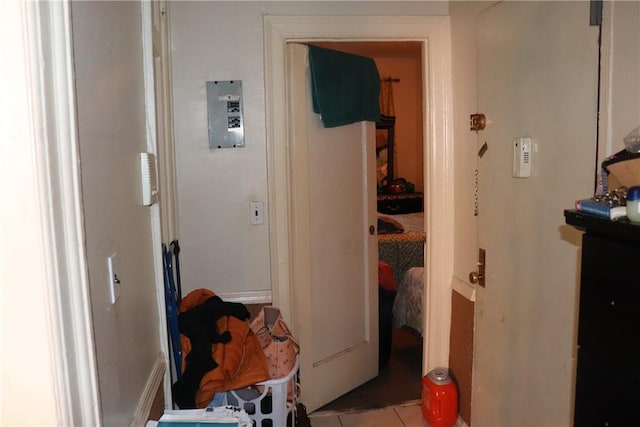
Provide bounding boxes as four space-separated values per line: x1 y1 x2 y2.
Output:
1 2 60 424
168 1 447 299
2 0 637 424
598 1 640 165
450 1 639 424
71 2 163 425
375 56 424 192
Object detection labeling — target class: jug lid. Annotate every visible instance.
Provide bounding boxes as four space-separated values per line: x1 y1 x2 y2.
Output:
427 368 451 385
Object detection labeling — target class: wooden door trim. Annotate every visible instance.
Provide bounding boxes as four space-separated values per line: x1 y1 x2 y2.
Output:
264 15 455 372
6 1 101 424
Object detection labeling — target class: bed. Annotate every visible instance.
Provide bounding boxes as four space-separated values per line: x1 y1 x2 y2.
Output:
377 212 424 285
377 212 425 334
392 266 424 335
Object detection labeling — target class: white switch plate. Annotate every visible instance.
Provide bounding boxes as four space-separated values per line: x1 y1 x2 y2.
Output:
249 201 264 225
107 253 120 304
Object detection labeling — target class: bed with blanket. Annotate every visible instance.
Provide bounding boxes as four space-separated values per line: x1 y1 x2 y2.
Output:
377 212 425 334
393 266 424 335
377 212 424 286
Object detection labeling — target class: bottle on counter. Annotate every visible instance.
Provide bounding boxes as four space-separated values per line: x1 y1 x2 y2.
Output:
626 186 640 223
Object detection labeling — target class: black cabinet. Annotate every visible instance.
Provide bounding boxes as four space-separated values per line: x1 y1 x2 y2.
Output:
565 211 640 426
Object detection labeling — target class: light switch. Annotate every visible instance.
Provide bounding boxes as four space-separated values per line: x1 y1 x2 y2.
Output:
107 253 120 304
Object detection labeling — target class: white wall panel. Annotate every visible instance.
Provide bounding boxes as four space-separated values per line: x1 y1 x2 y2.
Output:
71 2 162 425
169 2 447 298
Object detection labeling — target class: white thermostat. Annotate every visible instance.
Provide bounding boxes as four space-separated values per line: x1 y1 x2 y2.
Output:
513 137 532 178
140 152 158 206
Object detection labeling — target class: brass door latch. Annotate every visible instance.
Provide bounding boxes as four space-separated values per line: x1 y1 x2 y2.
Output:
470 113 486 131
469 248 486 287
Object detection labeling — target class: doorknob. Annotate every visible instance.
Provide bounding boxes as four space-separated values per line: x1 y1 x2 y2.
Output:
469 271 483 284
468 248 486 287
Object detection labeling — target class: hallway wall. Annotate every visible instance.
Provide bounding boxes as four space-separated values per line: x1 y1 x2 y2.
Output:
168 2 447 299
71 2 163 425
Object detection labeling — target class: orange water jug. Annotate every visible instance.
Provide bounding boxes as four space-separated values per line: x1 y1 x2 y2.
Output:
422 368 458 427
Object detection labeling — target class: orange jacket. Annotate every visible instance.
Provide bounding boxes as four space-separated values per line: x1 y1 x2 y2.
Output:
178 288 270 408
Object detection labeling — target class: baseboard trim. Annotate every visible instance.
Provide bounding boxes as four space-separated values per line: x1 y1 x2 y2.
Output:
215 290 272 304
130 352 166 427
452 276 476 302
456 415 469 427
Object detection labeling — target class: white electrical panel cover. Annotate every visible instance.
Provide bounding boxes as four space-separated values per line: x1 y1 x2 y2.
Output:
206 80 245 149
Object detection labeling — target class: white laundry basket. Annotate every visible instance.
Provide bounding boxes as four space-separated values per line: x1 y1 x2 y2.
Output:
227 356 299 427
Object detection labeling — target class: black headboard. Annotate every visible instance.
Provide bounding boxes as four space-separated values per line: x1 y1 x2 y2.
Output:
376 114 396 189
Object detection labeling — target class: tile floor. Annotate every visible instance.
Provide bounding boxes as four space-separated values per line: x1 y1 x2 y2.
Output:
318 326 423 412
309 401 427 427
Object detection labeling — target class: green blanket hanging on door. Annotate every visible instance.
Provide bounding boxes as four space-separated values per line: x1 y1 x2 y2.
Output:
308 45 381 128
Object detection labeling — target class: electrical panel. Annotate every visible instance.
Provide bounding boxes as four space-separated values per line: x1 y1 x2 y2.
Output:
206 80 245 149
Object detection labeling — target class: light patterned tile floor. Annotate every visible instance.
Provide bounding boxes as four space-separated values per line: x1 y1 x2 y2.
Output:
309 402 427 427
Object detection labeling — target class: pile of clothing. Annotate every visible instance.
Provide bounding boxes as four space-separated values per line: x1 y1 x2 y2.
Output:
172 289 270 409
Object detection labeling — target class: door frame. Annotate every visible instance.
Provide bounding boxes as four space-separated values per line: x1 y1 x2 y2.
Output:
3 0 101 424
264 15 455 372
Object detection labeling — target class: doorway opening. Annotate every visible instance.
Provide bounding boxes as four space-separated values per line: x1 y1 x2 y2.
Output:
308 41 425 413
264 14 454 413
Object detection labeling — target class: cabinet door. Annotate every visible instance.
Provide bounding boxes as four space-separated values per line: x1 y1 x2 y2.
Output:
579 233 640 383
574 349 640 426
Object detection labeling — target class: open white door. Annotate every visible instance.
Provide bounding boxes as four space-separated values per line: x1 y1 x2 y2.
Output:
287 43 379 412
472 2 599 424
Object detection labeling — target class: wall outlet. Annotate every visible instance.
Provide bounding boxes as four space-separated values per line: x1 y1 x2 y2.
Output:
250 201 264 225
